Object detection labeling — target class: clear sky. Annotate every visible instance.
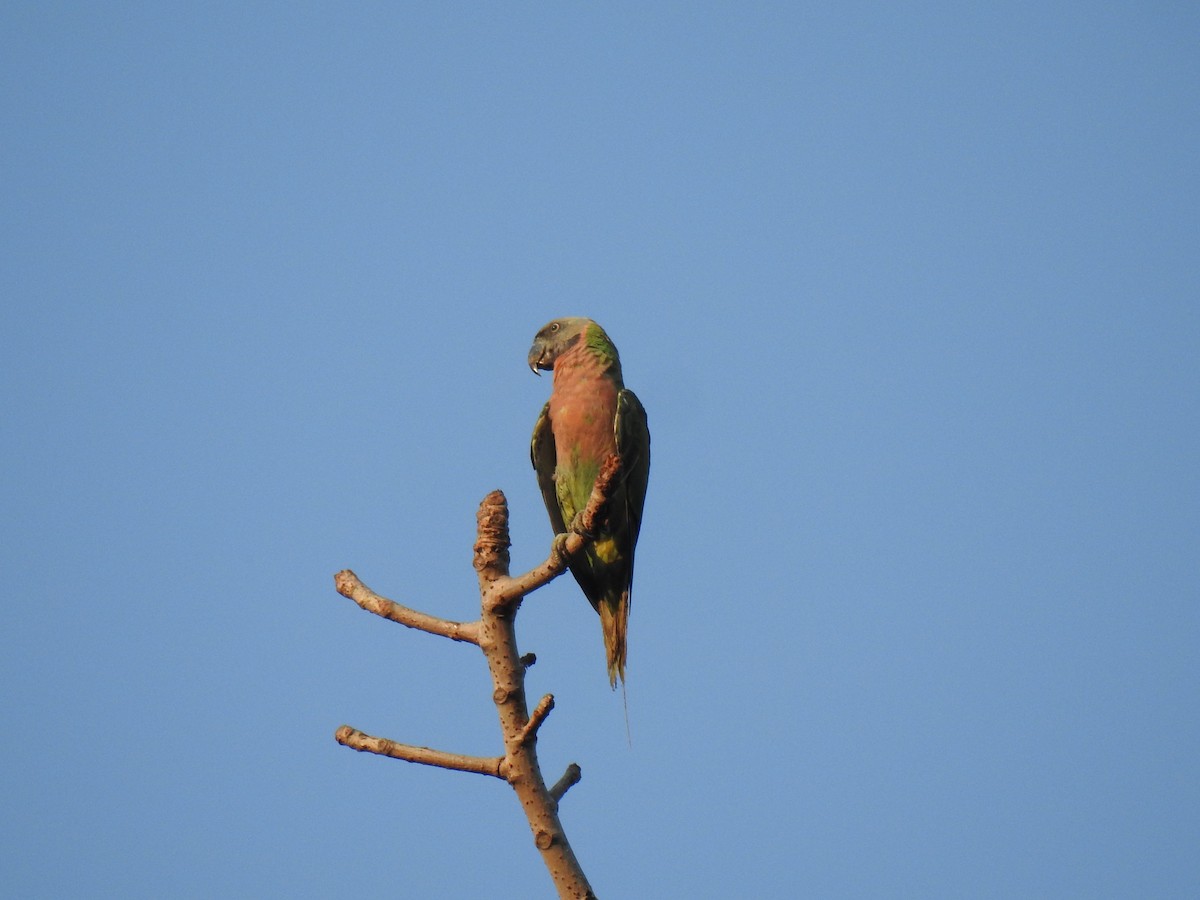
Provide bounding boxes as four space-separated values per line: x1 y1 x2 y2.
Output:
3 4 1197 898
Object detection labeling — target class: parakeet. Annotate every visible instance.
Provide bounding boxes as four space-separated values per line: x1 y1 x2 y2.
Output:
528 317 650 688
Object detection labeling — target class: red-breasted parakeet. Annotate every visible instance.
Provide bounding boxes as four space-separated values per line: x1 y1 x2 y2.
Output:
528 317 650 688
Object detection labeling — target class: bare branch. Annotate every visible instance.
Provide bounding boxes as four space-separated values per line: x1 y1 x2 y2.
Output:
335 725 503 778
549 763 583 805
334 473 613 898
495 542 576 606
519 694 555 745
334 569 480 645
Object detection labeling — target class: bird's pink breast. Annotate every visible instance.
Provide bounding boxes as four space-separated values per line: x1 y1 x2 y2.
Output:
549 343 619 462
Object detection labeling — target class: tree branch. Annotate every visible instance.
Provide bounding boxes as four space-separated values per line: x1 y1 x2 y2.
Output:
519 694 555 745
335 725 504 778
549 763 583 805
334 569 479 645
332 454 620 899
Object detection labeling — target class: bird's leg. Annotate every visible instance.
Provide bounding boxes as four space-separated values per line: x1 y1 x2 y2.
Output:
550 532 572 567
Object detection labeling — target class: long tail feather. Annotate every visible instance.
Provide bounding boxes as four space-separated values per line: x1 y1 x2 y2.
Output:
598 592 632 744
598 593 629 688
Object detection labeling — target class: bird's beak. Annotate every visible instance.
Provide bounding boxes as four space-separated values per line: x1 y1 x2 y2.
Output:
527 341 546 375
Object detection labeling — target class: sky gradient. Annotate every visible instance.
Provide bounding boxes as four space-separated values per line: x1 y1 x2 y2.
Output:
3 4 1198 898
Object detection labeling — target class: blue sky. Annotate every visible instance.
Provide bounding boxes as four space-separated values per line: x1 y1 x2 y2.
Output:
3 4 1197 898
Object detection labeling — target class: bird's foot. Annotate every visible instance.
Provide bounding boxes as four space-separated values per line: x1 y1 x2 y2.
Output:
551 533 572 567
568 512 595 539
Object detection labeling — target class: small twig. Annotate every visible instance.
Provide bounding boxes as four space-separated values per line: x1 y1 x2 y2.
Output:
548 763 583 805
334 569 480 644
335 725 504 778
519 694 555 745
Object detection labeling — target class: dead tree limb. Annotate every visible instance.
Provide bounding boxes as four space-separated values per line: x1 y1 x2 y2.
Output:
332 454 620 900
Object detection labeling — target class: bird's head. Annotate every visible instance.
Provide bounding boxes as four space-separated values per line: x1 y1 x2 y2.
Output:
527 317 596 374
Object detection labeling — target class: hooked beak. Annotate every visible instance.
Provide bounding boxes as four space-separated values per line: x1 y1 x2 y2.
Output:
527 341 548 375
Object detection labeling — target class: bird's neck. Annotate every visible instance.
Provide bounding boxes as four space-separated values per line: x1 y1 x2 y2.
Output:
552 341 621 390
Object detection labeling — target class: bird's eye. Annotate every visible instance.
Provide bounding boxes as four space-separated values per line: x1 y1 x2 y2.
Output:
549 322 560 333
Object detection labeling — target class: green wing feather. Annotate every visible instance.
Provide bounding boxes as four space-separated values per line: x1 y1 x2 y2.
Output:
530 400 566 535
614 387 650 570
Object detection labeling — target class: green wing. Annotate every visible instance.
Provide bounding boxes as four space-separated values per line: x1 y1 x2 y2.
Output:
615 388 651 553
530 401 567 535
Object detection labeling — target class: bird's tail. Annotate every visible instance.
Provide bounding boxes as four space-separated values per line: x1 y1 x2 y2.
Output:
598 591 629 689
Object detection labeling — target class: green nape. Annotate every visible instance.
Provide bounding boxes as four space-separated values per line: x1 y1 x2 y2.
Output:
583 322 622 375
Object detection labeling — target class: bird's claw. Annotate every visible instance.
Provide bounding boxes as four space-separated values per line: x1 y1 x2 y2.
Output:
551 533 572 567
568 512 594 540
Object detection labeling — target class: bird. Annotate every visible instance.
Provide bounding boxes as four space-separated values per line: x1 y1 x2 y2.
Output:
528 317 650 689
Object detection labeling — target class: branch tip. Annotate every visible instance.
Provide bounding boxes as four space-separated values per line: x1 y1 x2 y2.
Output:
549 762 583 804
332 571 480 644
334 569 359 597
519 694 555 744
473 490 512 578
